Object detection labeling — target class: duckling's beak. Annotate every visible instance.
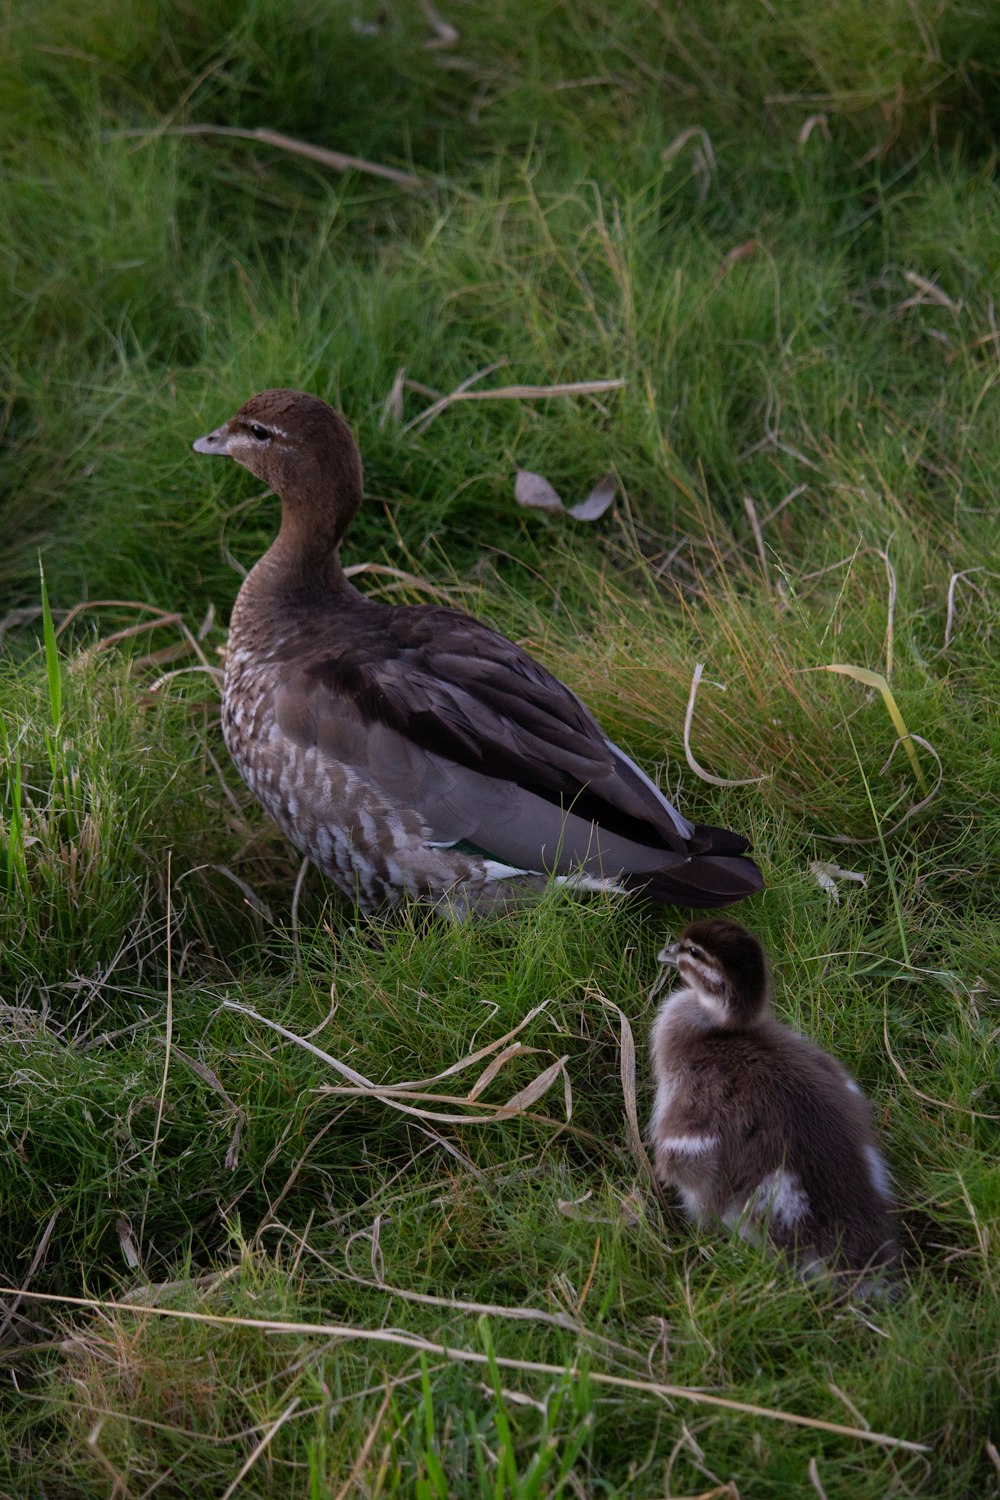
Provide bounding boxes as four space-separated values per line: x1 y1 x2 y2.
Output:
192 422 232 456
657 942 680 967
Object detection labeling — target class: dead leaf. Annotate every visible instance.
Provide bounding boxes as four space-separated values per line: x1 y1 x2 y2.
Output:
515 469 565 513
810 861 867 905
720 239 758 273
570 473 616 521
514 469 616 522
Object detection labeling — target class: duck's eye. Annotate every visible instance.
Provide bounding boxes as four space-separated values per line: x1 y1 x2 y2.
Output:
248 423 270 441
688 945 704 960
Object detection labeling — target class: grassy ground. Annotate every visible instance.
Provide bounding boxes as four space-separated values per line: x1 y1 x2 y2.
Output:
2 0 999 1494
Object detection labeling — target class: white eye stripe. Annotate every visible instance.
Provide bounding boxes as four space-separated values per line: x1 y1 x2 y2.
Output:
682 954 723 987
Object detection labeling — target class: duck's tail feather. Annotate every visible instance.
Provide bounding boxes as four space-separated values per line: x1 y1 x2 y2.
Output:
624 850 764 908
685 822 755 857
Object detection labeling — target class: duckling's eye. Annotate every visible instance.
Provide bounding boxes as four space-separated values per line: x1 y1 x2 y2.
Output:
688 945 704 960
248 423 270 442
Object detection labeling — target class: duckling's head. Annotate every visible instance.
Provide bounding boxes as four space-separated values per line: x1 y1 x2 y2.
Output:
658 918 770 1027
193 389 363 545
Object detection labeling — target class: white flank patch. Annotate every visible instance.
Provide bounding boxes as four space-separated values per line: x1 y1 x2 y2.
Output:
844 1077 863 1096
482 859 533 880
678 1185 708 1221
657 1134 719 1156
751 1167 810 1227
864 1143 893 1200
552 871 627 894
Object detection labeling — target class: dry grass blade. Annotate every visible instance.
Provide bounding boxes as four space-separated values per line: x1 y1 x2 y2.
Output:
661 126 715 201
882 994 1000 1122
107 124 422 187
799 113 832 144
380 365 407 429
826 732 943 844
901 270 961 315
404 369 625 434
871 545 897 679
0 1289 932 1453
590 989 657 1191
808 1456 831 1500
318 1070 571 1126
223 998 572 1125
45 597 218 692
942 568 1000 649
342 561 463 604
137 851 174 1268
331 1385 393 1500
222 999 375 1087
381 1000 555 1090
466 1041 535 1100
158 1040 245 1171
219 1395 301 1500
683 664 770 788
297 1254 635 1359
0 1209 59 1342
875 733 942 834
86 1418 134 1499
497 1054 571 1118
824 665 928 793
420 0 459 49
743 495 771 589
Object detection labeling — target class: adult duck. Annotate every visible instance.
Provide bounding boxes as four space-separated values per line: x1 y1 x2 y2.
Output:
193 389 763 915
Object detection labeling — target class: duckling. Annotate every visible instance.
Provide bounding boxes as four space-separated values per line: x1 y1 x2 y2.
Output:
648 919 897 1293
192 389 764 915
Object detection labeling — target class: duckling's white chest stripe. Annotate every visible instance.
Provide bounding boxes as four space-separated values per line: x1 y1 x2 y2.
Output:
657 1134 719 1156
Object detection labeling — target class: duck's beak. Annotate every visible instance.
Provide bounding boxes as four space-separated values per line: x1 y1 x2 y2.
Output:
657 941 680 967
192 422 232 456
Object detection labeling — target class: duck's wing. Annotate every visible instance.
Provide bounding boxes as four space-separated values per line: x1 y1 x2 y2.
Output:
271 605 763 904
279 605 703 854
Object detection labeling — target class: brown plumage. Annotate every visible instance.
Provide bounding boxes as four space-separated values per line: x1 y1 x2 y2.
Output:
193 389 764 914
648 919 898 1294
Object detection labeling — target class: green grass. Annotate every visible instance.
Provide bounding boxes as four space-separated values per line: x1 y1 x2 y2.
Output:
2 0 999 1495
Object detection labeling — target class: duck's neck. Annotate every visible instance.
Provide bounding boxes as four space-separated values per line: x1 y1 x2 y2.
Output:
243 465 365 593
230 519 368 648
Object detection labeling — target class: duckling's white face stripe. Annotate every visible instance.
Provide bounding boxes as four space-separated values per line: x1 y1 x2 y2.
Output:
678 952 728 996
